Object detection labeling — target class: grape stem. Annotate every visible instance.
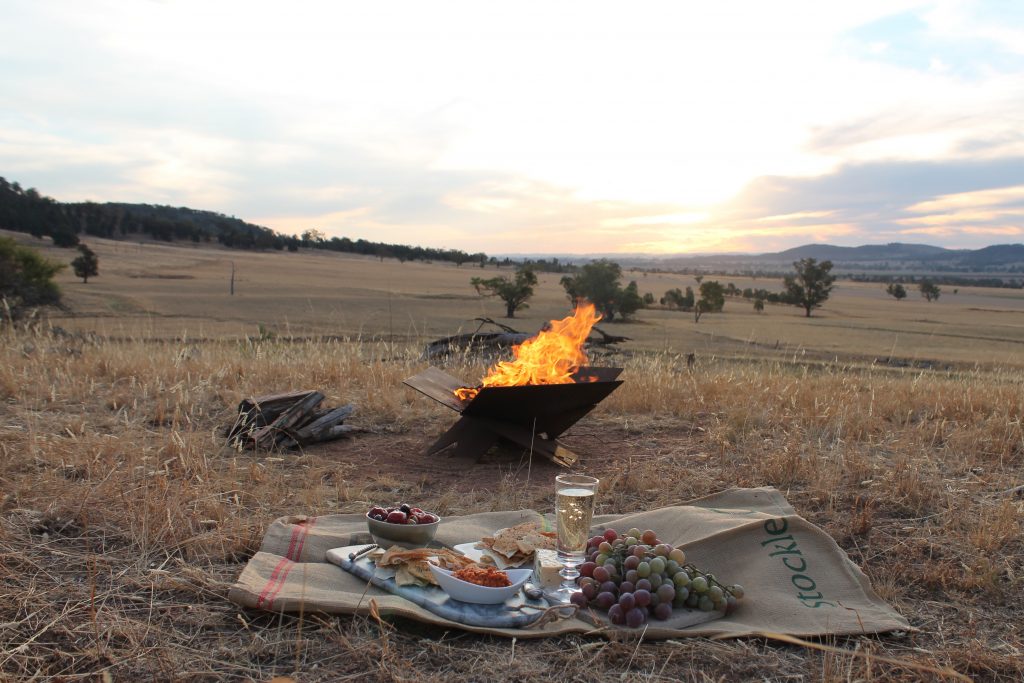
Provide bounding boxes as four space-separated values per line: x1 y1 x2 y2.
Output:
682 563 736 598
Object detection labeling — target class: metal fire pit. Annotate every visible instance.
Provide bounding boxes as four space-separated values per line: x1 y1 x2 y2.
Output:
403 366 623 467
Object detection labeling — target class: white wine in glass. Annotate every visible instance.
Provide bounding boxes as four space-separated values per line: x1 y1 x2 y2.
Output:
549 473 598 603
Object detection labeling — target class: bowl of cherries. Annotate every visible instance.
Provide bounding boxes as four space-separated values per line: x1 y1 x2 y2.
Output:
366 503 441 547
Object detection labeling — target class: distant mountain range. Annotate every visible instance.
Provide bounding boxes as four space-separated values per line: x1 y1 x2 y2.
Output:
506 242 1024 273
601 242 1024 272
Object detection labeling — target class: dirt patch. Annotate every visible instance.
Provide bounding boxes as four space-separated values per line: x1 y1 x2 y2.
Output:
309 416 712 514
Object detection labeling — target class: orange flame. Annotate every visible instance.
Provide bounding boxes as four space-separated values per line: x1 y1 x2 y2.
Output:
454 302 602 401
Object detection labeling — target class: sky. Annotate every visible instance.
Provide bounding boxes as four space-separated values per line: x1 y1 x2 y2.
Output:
2 1 1023 255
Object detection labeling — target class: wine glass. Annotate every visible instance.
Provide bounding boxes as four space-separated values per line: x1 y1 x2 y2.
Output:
548 473 599 604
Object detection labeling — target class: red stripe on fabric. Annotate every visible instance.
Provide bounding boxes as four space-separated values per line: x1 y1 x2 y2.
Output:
255 556 291 609
264 559 296 610
292 516 317 561
284 520 305 561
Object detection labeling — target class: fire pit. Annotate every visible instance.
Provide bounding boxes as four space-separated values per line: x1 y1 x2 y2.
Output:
404 304 624 467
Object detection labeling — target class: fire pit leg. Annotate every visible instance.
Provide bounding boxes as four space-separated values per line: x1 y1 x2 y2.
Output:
424 415 578 466
473 416 579 468
425 416 499 461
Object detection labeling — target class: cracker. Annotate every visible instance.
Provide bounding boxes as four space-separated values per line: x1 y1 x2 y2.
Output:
395 564 429 587
488 522 541 558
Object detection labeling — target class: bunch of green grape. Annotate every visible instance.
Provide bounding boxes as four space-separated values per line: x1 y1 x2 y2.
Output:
568 527 745 628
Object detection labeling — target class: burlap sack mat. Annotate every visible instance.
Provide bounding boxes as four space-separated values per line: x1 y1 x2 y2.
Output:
228 487 910 639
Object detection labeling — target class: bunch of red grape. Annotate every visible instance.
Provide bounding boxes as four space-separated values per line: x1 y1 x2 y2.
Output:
367 503 438 525
568 527 745 627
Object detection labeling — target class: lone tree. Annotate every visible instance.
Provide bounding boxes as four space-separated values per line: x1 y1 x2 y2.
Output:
71 244 99 283
0 237 63 323
559 259 638 321
886 282 907 301
784 258 835 317
694 280 725 323
919 280 941 302
753 297 765 313
470 266 537 318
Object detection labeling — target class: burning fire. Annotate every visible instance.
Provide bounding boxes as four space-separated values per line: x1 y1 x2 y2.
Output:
454 302 601 401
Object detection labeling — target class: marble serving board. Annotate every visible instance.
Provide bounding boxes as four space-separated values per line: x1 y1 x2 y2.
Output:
325 545 554 629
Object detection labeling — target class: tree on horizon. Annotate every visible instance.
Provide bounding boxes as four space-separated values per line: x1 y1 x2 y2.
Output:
886 282 907 301
470 266 537 318
784 258 836 317
694 280 725 323
71 244 99 283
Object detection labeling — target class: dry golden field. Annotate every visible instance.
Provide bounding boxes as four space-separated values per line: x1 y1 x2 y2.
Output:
1 231 1023 681
10 229 1024 367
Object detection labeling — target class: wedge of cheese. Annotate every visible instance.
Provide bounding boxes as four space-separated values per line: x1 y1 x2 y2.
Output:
533 548 563 590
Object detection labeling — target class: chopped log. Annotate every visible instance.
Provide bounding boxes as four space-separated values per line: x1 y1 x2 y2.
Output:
247 391 325 450
227 390 319 440
277 404 356 448
227 390 361 451
280 423 362 448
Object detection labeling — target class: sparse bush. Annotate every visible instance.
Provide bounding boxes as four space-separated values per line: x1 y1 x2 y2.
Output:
886 282 907 301
920 279 941 301
662 286 694 311
0 236 64 323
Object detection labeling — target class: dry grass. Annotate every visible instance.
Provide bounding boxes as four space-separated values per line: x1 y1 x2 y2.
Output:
9 228 1024 366
1 326 1022 682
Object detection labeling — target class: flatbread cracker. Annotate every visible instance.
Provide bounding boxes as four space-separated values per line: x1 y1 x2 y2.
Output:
395 564 429 587
476 521 556 567
371 545 475 586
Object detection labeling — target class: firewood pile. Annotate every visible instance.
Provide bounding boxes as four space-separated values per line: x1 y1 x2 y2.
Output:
226 390 359 450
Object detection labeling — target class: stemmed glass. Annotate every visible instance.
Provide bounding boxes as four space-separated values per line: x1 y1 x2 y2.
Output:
548 473 599 604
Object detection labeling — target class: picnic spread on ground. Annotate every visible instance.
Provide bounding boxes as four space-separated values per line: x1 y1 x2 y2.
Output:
228 304 911 639
228 487 910 639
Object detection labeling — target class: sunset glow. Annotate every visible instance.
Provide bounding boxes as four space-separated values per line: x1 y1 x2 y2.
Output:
2 1 1022 254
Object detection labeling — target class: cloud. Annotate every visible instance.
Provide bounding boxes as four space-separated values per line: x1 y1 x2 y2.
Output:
2 1 1024 255
728 157 1024 218
710 157 1024 249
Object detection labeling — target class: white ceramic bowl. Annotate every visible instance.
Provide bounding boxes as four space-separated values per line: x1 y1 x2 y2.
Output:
427 565 533 604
